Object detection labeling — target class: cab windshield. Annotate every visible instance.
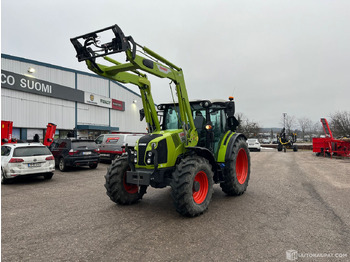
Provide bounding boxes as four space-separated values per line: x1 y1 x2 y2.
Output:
161 102 227 155
162 103 204 130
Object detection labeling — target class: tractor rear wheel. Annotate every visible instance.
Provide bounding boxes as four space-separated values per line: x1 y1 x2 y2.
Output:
220 138 250 196
171 156 214 217
104 157 147 205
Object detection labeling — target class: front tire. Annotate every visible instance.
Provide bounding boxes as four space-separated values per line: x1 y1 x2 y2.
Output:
277 144 282 151
44 173 54 180
220 138 250 196
1 169 9 184
171 156 214 217
89 163 98 169
104 157 147 205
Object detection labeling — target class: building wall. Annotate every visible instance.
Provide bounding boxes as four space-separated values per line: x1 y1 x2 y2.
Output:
1 56 75 88
1 88 75 129
1 54 146 138
110 81 145 133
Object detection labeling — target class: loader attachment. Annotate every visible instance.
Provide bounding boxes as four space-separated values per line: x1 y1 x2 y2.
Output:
70 24 136 62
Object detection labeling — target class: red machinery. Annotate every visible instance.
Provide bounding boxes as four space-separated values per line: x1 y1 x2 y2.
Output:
1 121 56 146
43 123 57 146
1 121 17 145
312 118 350 158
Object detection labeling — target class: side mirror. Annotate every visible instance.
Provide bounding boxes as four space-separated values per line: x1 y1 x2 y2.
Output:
139 109 145 121
225 101 235 117
227 117 239 132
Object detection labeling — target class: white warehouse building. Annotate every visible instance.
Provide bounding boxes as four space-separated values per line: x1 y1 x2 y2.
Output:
1 54 146 141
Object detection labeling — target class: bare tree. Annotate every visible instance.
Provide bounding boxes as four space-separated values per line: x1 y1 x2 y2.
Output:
329 111 350 137
312 121 324 138
280 114 296 134
298 117 312 141
236 113 261 138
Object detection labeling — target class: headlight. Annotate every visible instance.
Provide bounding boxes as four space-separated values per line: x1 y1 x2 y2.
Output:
146 158 151 164
134 158 137 163
147 151 152 157
134 151 137 156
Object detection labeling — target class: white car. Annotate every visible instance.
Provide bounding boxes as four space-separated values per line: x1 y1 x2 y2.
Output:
247 138 261 152
1 143 55 184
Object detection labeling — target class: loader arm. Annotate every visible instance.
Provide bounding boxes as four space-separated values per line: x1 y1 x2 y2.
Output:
71 25 197 146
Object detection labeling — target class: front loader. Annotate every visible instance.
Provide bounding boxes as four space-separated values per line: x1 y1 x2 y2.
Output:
71 24 251 217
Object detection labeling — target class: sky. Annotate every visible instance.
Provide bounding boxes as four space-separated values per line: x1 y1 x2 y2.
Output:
1 0 349 128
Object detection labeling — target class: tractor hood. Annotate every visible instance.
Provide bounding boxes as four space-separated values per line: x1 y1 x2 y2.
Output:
135 130 185 169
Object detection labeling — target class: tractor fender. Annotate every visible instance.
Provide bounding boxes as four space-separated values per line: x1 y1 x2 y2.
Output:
224 133 247 163
185 146 218 174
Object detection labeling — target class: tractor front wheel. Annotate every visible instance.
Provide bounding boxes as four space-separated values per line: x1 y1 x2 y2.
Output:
171 156 214 217
220 138 251 196
104 157 147 205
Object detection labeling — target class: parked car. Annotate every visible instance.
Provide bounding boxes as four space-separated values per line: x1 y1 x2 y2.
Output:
1 143 55 183
49 139 100 171
95 133 144 162
247 138 261 151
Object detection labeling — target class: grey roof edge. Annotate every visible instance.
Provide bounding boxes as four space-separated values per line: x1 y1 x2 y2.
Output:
1 53 141 99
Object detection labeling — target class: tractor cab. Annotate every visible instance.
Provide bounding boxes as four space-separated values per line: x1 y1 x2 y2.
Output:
158 98 239 156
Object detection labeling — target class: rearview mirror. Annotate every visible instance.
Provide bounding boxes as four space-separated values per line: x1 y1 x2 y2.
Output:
139 109 145 121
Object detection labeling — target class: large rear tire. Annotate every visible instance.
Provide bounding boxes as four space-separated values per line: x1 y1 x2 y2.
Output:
171 156 214 217
104 157 147 205
220 138 250 196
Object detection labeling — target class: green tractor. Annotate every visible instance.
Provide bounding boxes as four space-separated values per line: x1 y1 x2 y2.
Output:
71 24 251 217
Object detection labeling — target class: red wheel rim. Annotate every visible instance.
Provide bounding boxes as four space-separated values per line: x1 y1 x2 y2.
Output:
236 148 248 184
123 173 138 194
193 171 209 204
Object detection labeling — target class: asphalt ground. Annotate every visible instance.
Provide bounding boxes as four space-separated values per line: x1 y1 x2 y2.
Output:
2 150 350 262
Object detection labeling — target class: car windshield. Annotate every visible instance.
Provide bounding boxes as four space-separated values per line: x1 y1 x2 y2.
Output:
125 135 142 146
13 146 51 157
72 141 97 150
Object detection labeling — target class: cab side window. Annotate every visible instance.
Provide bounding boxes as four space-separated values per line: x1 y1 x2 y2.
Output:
58 141 68 148
1 146 11 156
49 141 59 150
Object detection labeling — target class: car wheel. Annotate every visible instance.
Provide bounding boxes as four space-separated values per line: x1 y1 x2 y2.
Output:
89 163 98 169
44 173 54 180
1 169 9 184
59 158 67 172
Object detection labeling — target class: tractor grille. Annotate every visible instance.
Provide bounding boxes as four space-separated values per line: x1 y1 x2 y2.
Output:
138 145 147 165
137 134 162 166
157 139 168 164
